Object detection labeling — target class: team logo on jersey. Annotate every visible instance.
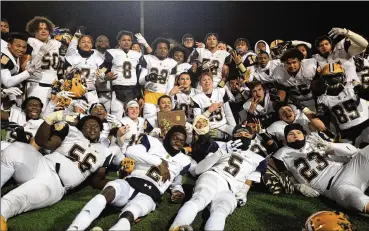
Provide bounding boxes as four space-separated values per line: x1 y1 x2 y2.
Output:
1 55 9 65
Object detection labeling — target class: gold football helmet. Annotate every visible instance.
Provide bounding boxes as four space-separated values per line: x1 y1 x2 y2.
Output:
1 215 7 231
270 39 288 59
304 211 353 231
320 63 346 89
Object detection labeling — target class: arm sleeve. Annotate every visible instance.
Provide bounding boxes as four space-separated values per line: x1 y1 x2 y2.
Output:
1 65 30 88
139 67 148 86
166 74 175 94
65 36 79 57
346 30 369 56
125 144 162 166
195 150 224 175
331 143 359 156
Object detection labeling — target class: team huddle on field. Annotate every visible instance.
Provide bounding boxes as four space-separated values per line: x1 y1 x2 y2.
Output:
1 15 369 231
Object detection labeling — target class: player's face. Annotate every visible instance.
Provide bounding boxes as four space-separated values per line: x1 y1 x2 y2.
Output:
79 36 93 51
35 22 50 42
233 128 254 139
170 132 186 151
158 97 172 112
235 41 248 55
195 118 208 129
1 21 9 33
91 105 107 121
127 106 139 120
279 106 296 123
173 51 185 64
286 129 304 143
318 40 332 55
82 119 101 142
96 35 109 50
297 45 307 58
206 35 218 49
257 42 266 52
178 74 191 89
200 74 213 92
8 39 27 58
251 84 265 101
183 37 194 48
155 43 169 59
229 79 240 92
25 99 42 119
131 44 141 53
285 58 301 74
119 35 132 51
217 43 226 51
257 53 269 68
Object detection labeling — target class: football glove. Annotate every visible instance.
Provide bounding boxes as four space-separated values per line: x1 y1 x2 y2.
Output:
145 72 158 82
295 184 320 197
106 114 122 127
43 110 79 125
170 190 185 204
235 184 250 207
328 27 348 39
25 60 42 74
221 139 243 153
135 33 149 48
1 87 23 98
57 91 75 99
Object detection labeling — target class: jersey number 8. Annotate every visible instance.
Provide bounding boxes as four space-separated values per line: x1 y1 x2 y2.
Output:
123 61 132 79
331 99 360 124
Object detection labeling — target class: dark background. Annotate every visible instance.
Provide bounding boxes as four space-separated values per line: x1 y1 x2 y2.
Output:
2 1 369 50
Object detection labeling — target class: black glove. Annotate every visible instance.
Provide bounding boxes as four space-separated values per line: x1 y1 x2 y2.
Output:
145 72 158 82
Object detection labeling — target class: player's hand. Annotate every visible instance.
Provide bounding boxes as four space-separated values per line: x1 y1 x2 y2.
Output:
202 61 213 71
26 60 42 74
207 102 222 113
104 72 118 81
295 184 320 197
195 42 204 48
226 45 234 53
232 50 243 65
135 33 149 47
235 184 249 207
43 110 79 125
1 87 23 97
222 139 243 153
68 100 89 114
74 26 87 38
145 72 158 82
249 97 261 113
170 190 185 204
106 114 122 127
328 27 348 39
169 86 185 96
252 118 262 134
307 134 332 153
157 160 171 183
57 91 75 99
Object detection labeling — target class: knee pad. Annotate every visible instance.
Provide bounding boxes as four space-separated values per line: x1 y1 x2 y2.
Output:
119 211 134 226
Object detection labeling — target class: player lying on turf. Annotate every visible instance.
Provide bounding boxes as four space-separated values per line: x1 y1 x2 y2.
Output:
169 124 266 231
1 114 116 229
273 123 369 213
68 125 193 231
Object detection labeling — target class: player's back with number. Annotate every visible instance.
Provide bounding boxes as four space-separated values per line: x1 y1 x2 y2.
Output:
45 125 111 190
28 38 61 84
106 49 142 86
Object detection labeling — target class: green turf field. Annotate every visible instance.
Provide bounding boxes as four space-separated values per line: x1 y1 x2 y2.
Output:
2 173 369 231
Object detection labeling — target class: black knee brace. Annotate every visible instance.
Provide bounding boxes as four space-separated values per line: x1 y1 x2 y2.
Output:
119 211 134 226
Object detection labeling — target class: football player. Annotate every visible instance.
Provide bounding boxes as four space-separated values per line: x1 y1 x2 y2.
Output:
181 33 196 53
291 40 312 59
226 73 249 123
274 124 369 214
1 115 114 227
313 27 368 82
248 51 281 84
1 96 43 150
188 33 232 87
1 33 40 90
315 62 369 144
169 72 200 124
273 48 318 109
168 46 192 76
24 16 62 110
192 72 236 141
67 126 192 231
139 37 177 126
169 125 265 231
1 18 10 43
254 40 270 55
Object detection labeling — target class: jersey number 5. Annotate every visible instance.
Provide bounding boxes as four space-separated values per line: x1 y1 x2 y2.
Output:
68 144 97 172
223 155 243 177
294 152 329 183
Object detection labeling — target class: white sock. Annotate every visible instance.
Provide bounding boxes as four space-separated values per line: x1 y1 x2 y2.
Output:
205 211 227 231
68 194 107 231
109 218 131 231
170 200 199 229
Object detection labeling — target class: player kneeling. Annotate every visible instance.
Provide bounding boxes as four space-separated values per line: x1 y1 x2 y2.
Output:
68 126 192 231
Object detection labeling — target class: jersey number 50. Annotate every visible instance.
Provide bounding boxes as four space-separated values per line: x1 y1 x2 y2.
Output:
41 53 59 70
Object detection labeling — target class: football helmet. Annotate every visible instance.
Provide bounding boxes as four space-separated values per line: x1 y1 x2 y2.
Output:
304 211 353 231
270 40 289 59
53 27 72 56
1 215 7 231
320 63 346 90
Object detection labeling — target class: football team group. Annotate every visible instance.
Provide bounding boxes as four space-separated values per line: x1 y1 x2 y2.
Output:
1 15 369 231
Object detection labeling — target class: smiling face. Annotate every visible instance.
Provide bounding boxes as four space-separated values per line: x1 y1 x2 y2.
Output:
8 38 27 58
127 105 140 120
91 105 107 121
170 132 186 151
82 118 101 142
279 106 296 123
25 99 42 120
195 118 208 130
200 74 213 93
158 97 172 112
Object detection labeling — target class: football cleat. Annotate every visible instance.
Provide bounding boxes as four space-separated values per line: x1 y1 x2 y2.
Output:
169 225 194 231
1 216 7 231
304 211 353 231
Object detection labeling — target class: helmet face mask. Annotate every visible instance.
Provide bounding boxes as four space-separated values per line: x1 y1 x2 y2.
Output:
320 63 346 93
322 73 346 90
270 40 288 59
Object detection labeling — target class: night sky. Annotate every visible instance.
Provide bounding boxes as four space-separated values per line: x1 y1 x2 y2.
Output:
2 1 369 52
